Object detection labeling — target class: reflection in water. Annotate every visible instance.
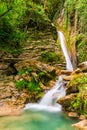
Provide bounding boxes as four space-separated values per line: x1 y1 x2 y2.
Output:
0 110 76 130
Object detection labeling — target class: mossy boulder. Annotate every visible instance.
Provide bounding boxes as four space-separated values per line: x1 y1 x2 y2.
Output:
58 74 87 117
66 74 87 94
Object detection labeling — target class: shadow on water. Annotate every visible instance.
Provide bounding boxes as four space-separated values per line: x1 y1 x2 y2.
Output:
0 110 77 130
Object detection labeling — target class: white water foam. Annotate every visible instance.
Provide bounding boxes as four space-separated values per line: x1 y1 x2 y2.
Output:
24 103 61 112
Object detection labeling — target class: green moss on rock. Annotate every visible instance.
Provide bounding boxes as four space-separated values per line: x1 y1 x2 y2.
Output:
58 74 87 116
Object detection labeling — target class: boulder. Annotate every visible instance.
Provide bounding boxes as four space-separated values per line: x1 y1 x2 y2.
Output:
63 75 75 81
14 60 56 73
72 120 87 130
61 70 72 75
57 94 76 109
66 74 87 94
67 112 79 118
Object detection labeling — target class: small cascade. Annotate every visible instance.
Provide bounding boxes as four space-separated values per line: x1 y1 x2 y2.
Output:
58 31 73 71
39 76 66 106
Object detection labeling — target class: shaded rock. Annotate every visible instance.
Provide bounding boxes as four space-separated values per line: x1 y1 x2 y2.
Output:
61 70 72 75
14 60 56 73
57 94 76 109
0 62 9 70
78 61 87 72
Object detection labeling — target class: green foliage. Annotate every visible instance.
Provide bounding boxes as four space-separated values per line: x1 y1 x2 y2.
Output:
18 69 26 75
18 66 33 75
15 80 28 90
65 0 87 34
67 74 87 116
41 51 62 63
46 0 65 20
76 35 87 62
27 66 33 73
27 76 41 91
15 77 42 92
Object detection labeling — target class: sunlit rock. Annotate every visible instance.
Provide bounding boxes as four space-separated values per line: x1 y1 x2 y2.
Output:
72 120 87 130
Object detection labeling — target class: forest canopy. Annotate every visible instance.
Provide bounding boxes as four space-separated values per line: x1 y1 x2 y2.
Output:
0 0 64 51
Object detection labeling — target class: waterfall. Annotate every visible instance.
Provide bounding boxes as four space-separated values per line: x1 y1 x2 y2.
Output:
24 31 73 112
24 76 66 112
58 31 73 71
39 76 66 106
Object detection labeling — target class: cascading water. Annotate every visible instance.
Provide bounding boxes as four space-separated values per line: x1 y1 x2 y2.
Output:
39 76 66 106
58 31 73 71
24 31 73 112
24 76 66 112
0 31 76 130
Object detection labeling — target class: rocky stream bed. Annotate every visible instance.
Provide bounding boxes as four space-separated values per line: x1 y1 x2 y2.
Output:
0 29 87 130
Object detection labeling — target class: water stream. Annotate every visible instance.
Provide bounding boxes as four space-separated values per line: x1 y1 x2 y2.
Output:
0 31 76 130
58 31 73 71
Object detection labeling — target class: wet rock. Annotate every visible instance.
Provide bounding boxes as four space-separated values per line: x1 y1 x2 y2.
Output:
57 94 76 108
71 68 82 75
61 70 72 75
63 75 75 81
67 112 79 118
72 120 87 130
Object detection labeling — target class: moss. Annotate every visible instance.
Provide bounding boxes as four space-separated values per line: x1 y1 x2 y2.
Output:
40 51 62 64
76 37 87 63
66 74 87 116
67 74 87 94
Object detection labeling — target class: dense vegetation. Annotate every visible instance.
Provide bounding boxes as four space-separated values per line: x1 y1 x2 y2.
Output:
0 0 87 119
0 0 64 54
64 0 87 63
67 74 87 116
